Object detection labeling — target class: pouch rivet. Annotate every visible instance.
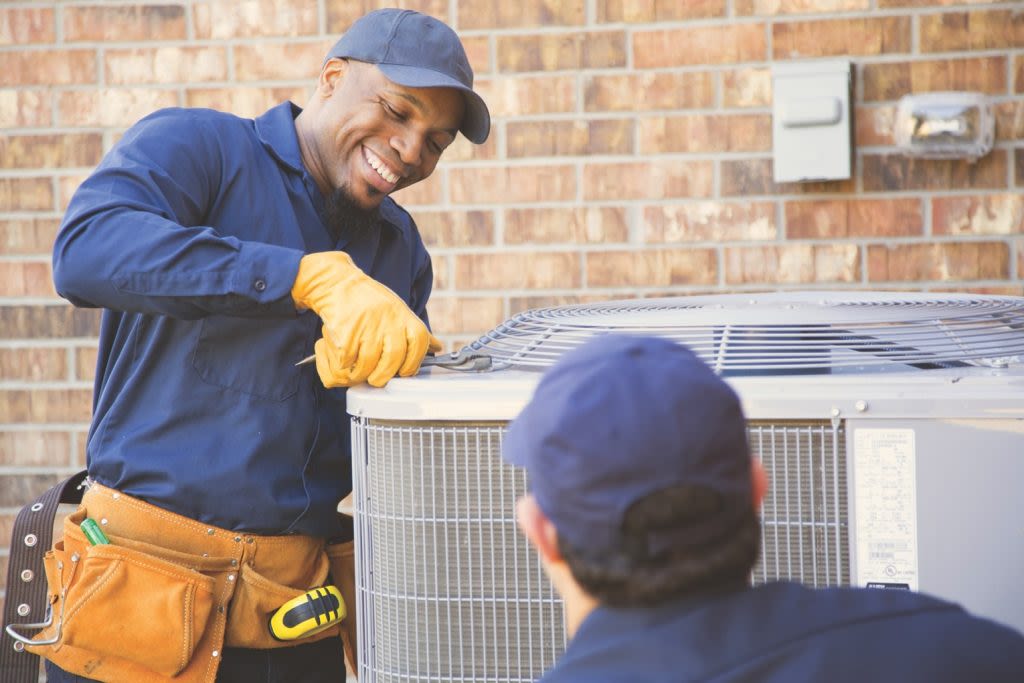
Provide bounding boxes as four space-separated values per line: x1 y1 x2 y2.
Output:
230 559 238 567
23 534 37 547
100 518 108 525
112 493 120 500
20 569 33 582
212 650 220 658
30 503 43 512
13 642 25 652
233 536 241 542
227 574 236 582
16 604 30 616
207 528 215 536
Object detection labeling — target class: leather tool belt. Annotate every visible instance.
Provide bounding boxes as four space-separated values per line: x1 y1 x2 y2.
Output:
2 476 355 683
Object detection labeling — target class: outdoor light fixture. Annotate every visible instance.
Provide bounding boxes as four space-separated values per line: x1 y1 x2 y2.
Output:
894 92 993 161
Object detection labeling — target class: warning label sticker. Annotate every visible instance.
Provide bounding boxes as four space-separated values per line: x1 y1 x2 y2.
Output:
853 428 918 591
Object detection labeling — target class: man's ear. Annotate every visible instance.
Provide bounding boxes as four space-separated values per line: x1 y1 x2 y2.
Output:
516 495 563 564
317 57 348 96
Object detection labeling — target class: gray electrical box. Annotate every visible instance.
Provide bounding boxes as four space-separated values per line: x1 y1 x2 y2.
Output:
772 60 852 183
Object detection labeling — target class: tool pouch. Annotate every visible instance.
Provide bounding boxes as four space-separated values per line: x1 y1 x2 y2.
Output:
28 508 236 683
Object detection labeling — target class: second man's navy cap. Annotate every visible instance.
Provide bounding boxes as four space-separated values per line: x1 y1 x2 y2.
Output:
502 335 752 555
326 9 490 144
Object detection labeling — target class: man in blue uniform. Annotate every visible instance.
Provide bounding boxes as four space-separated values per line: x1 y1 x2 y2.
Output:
503 335 1024 682
37 9 489 683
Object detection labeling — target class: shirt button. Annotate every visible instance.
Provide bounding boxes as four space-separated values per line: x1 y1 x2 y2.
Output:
253 279 267 292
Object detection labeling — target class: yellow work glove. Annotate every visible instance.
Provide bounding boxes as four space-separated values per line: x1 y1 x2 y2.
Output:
292 251 441 388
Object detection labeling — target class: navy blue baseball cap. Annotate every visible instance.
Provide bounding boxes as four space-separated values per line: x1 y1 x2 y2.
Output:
326 8 490 144
502 335 752 555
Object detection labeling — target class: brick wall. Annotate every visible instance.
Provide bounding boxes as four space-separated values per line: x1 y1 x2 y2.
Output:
2 0 1023 607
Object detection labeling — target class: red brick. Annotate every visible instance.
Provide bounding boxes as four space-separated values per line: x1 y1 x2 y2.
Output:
584 161 713 200
0 50 97 87
0 431 71 467
0 178 53 212
325 1 449 33
234 41 331 81
416 210 494 247
508 120 633 158
0 262 56 297
64 5 185 42
933 195 1024 236
106 47 228 85
462 35 490 76
76 346 97 382
862 152 1007 192
1016 56 1024 94
475 75 576 116
737 0 868 13
0 134 103 170
773 17 910 59
0 306 101 340
455 252 580 289
498 31 625 73
725 244 860 284
995 102 1024 142
921 10 1024 52
863 57 1007 102
0 219 60 255
786 199 923 239
586 249 717 287
57 89 178 128
0 90 51 127
390 172 444 207
723 68 771 108
509 294 609 313
458 0 585 29
186 87 310 118
505 207 628 245
597 0 725 22
0 389 93 423
854 105 896 146
639 114 771 154
58 174 88 213
867 243 1009 282
450 165 575 204
432 255 450 291
0 348 66 382
585 72 715 112
721 158 855 196
425 296 505 336
878 0 990 6
1016 149 1024 187
193 0 317 39
634 24 766 68
644 202 776 243
0 474 66 508
0 8 55 44
442 132 499 162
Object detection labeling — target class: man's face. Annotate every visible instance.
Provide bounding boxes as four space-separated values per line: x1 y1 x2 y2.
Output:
311 59 464 210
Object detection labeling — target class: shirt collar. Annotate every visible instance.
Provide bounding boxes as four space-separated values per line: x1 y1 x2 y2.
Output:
255 101 306 175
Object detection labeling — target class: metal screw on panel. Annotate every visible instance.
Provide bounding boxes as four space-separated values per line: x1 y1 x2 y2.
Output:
830 408 840 418
855 400 868 412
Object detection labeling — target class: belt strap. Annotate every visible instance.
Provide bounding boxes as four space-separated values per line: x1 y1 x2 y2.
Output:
1 470 88 683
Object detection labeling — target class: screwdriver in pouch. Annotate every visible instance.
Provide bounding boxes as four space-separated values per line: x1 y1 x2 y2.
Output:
268 585 346 641
80 518 110 545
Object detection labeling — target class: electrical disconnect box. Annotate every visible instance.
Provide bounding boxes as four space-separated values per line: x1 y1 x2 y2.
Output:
772 60 852 183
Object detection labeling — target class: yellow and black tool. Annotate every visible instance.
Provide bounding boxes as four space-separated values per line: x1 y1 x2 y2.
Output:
268 585 346 641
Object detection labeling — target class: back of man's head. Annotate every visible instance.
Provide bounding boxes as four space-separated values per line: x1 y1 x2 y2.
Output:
503 334 760 606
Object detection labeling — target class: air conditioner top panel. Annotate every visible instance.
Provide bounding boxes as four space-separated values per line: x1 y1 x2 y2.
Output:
463 291 1024 374
346 366 1024 422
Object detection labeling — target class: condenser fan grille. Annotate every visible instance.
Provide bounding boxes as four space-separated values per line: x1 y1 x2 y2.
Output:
465 292 1024 373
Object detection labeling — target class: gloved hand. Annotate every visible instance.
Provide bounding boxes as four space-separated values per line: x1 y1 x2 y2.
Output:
292 251 441 388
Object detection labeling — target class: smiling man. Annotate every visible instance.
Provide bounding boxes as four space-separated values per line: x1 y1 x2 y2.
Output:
35 9 488 683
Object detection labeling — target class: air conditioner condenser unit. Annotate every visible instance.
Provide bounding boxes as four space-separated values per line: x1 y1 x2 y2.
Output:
346 292 1024 683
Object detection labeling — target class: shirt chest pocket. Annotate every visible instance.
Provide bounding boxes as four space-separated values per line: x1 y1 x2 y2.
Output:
192 315 314 401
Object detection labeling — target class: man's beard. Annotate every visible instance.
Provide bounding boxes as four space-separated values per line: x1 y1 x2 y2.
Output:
322 186 382 243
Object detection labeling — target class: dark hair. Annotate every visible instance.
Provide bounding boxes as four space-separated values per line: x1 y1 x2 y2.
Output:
557 485 759 608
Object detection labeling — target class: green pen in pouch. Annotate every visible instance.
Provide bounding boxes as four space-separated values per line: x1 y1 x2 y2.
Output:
80 517 110 545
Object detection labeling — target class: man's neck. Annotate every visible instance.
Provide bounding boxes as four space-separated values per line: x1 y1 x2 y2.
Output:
546 562 600 639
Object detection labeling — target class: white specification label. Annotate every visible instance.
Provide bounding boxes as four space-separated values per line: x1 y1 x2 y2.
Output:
853 429 918 591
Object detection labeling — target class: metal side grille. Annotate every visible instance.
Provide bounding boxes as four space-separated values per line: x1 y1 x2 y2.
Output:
353 419 564 683
353 418 849 682
750 421 850 588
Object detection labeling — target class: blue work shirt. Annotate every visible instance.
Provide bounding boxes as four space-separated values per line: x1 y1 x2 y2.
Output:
52 102 433 537
545 582 1024 682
